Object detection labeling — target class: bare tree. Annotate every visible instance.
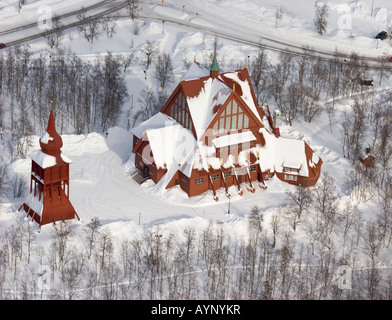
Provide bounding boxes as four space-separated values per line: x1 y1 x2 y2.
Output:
77 7 101 44
138 88 157 120
0 162 9 196
314 3 329 35
364 222 381 299
101 15 118 39
126 0 140 21
143 40 157 70
286 185 312 231
248 205 263 234
313 172 338 241
249 49 271 105
270 212 280 248
154 53 174 89
83 217 102 259
281 82 304 126
43 14 64 49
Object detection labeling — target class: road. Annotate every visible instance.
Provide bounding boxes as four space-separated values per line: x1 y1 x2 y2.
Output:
0 0 390 70
139 0 390 69
0 0 129 47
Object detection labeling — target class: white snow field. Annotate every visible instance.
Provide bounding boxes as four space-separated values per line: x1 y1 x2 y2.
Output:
0 0 392 300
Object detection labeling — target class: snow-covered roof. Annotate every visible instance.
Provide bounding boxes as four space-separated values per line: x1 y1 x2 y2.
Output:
184 76 232 140
256 128 309 176
29 149 72 168
131 112 175 139
183 61 210 81
220 71 261 123
212 131 256 148
137 112 197 176
20 193 43 217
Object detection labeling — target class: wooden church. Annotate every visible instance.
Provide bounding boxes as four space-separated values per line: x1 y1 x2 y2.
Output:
132 47 323 200
18 101 80 230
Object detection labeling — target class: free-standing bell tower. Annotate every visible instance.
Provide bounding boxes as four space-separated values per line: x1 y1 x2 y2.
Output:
18 101 80 231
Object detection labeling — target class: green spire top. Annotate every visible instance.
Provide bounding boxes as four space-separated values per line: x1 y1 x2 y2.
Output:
210 38 219 72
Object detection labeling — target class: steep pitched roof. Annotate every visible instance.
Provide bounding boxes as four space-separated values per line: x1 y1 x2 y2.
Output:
133 112 197 175
182 75 232 140
180 63 264 141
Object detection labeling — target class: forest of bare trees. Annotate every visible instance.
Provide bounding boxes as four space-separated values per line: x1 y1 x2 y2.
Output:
0 189 391 301
0 45 129 153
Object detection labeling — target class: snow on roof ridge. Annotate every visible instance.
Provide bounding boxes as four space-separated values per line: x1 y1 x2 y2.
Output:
145 121 197 171
258 128 309 177
186 76 232 140
212 130 256 148
182 61 210 81
221 70 261 123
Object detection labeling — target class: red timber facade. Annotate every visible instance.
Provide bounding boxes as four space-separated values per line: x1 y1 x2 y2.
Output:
18 102 80 230
132 51 322 200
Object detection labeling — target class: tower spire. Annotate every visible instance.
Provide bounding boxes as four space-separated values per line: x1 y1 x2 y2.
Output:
210 37 219 78
40 99 63 156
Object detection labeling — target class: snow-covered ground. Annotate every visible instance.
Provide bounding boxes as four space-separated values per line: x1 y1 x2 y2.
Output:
0 0 392 300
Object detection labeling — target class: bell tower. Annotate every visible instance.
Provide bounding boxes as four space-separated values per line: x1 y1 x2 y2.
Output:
18 101 80 231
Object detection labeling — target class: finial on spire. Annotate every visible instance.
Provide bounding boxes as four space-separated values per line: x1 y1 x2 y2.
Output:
210 37 219 78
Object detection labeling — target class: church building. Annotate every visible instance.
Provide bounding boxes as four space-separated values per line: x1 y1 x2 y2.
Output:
132 48 323 200
18 101 80 230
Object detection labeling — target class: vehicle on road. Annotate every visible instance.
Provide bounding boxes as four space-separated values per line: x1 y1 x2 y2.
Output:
0 43 6 49
375 31 388 40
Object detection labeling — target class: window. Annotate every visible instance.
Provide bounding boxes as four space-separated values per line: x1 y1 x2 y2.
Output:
238 114 243 130
265 173 271 180
171 91 192 130
195 178 204 184
284 167 299 173
182 176 188 183
212 100 250 134
249 166 256 172
225 116 231 131
149 169 154 176
224 171 232 178
232 100 238 114
284 174 297 181
231 115 237 129
219 117 225 133
213 121 218 135
244 115 249 129
211 174 220 181
226 103 231 115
